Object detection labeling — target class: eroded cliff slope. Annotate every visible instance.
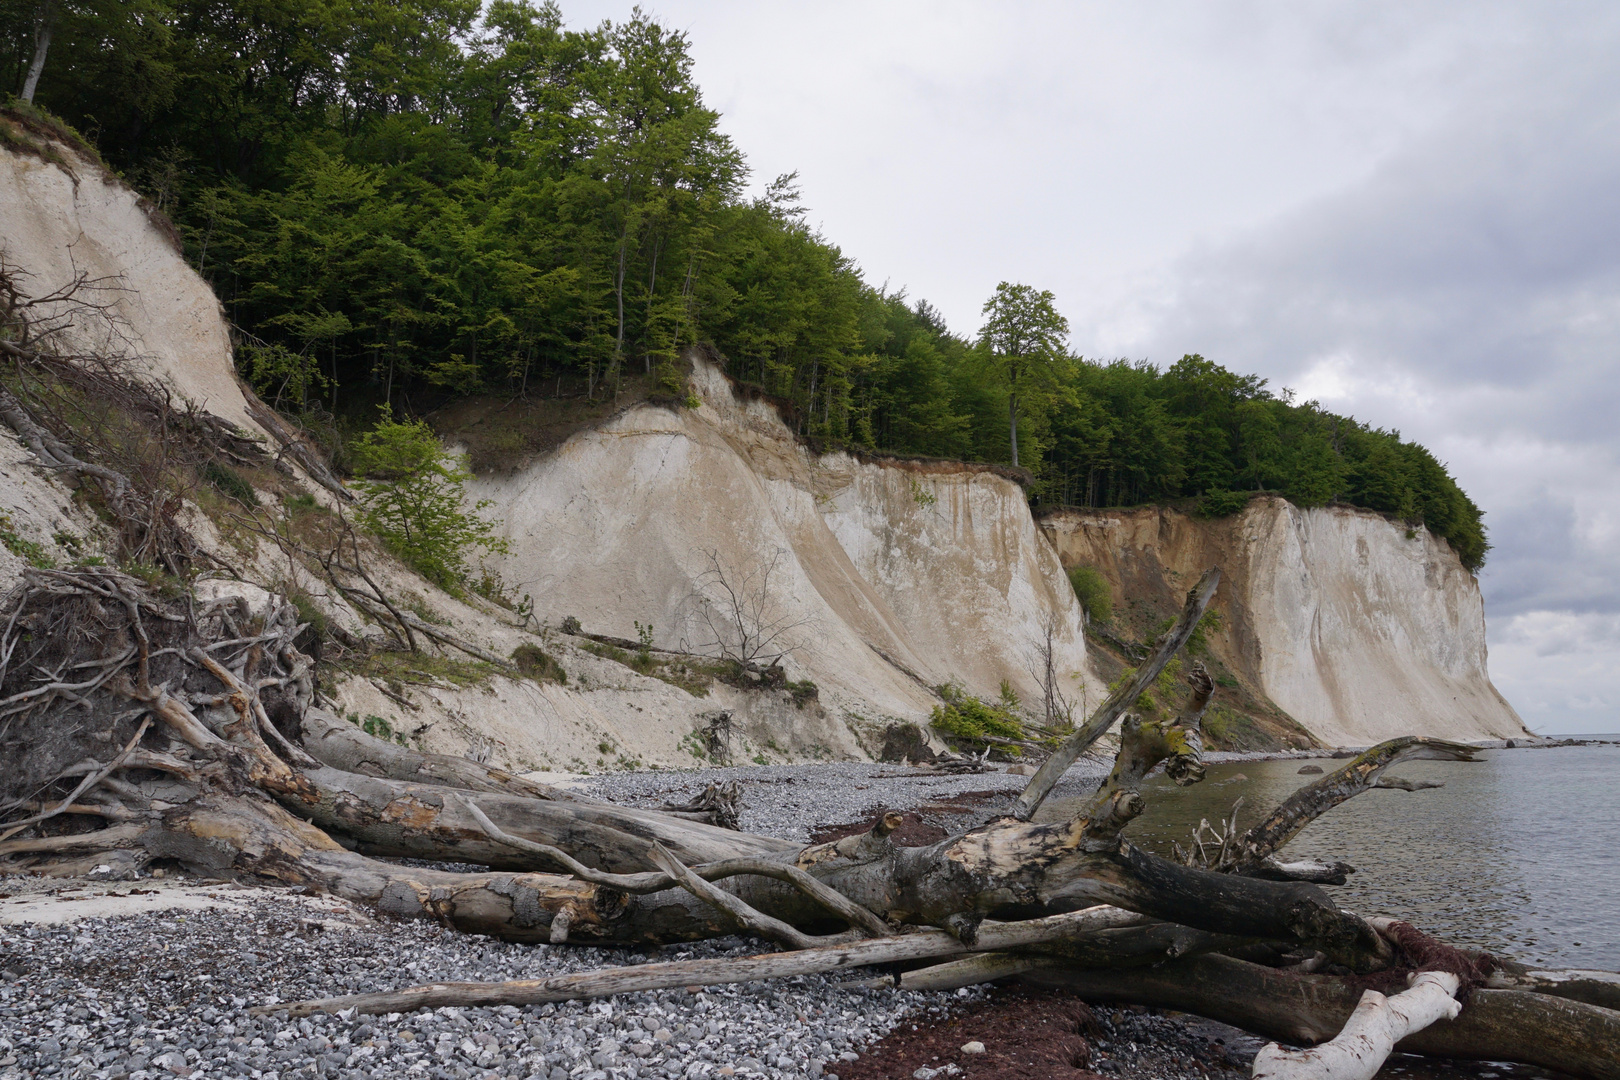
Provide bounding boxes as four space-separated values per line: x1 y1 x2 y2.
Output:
1040 499 1527 746
466 354 1097 753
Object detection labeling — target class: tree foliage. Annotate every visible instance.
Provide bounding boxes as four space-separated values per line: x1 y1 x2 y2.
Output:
349 408 506 593
4 0 1488 570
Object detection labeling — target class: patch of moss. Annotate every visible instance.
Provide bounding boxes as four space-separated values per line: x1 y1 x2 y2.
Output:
0 513 53 568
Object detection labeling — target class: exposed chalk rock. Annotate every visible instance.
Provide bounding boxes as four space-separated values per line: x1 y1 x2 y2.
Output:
1039 501 1526 747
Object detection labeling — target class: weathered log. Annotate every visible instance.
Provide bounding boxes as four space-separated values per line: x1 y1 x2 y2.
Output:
1251 971 1462 1080
277 764 793 872
1014 567 1220 820
261 905 1151 1018
783 792 1389 967
460 794 893 938
1023 954 1620 1080
1486 967 1620 1012
1066 664 1212 829
298 706 578 802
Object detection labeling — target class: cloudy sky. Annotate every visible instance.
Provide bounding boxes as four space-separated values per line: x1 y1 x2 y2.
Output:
568 1 1620 734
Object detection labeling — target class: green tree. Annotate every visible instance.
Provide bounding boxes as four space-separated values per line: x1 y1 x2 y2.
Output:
978 282 1068 466
349 408 507 593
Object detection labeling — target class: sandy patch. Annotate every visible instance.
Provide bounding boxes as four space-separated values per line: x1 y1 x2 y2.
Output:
0 877 371 928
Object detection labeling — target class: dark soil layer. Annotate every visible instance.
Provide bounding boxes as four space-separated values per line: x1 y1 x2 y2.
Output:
835 988 1251 1080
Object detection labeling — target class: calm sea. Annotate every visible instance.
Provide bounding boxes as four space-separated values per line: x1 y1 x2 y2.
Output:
1038 740 1620 970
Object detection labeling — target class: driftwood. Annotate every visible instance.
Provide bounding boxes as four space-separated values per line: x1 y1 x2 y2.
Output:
0 561 1613 1079
1251 970 1462 1080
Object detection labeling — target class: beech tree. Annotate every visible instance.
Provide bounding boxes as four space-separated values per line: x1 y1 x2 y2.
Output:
979 281 1069 467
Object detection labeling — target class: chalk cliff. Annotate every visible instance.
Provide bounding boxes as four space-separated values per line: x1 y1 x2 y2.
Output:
1039 500 1527 747
467 354 1096 753
1 127 1523 769
0 121 265 441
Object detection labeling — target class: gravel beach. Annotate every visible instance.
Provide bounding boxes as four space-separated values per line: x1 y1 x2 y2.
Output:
0 759 1299 1080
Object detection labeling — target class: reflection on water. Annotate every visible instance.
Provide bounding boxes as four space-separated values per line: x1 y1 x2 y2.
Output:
1037 742 1620 969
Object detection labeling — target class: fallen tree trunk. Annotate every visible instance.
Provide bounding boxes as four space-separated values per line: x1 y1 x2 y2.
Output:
296 707 580 802
1023 954 1620 1080
259 905 1151 1018
1250 971 1462 1080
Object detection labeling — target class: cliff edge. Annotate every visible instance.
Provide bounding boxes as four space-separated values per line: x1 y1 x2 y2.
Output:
1040 499 1527 747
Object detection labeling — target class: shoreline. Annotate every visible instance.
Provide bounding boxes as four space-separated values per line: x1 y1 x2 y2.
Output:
3 743 1610 1079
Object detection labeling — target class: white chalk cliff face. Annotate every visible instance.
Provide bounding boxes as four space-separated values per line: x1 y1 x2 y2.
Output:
0 136 265 440
469 354 1096 741
1041 500 1527 746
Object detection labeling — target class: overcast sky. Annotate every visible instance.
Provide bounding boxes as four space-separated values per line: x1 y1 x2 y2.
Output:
567 1 1620 734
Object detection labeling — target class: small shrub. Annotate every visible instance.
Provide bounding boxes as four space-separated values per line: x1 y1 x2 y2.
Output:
512 643 566 684
560 615 582 635
347 712 396 740
1216 672 1239 688
786 679 819 708
199 461 259 505
1066 565 1113 623
286 589 330 640
683 393 702 410
284 492 318 513
1199 489 1253 518
349 405 508 594
930 684 1026 746
910 478 937 507
0 513 53 569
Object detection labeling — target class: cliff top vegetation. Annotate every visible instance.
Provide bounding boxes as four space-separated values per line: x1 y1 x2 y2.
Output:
0 0 1486 568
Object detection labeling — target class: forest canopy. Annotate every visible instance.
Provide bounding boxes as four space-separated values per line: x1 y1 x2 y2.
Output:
0 0 1487 568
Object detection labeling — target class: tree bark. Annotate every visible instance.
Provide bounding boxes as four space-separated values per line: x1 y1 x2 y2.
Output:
297 707 576 802
21 1 53 104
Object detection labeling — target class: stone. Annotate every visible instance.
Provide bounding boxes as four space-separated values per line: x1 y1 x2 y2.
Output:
153 1049 190 1075
1298 764 1324 774
960 1041 986 1054
1005 764 1036 776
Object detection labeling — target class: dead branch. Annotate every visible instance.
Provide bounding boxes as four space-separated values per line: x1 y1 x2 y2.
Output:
261 905 1150 1018
1013 567 1220 820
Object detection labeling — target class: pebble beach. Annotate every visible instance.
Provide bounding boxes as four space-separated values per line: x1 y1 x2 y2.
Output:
0 758 1311 1080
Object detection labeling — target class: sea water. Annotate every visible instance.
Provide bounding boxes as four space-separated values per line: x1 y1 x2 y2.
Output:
1039 740 1620 970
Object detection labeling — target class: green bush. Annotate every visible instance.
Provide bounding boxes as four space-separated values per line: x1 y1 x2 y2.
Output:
512 643 566 684
202 461 259 506
1067 565 1113 623
930 684 1026 744
1198 489 1253 518
350 407 508 594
